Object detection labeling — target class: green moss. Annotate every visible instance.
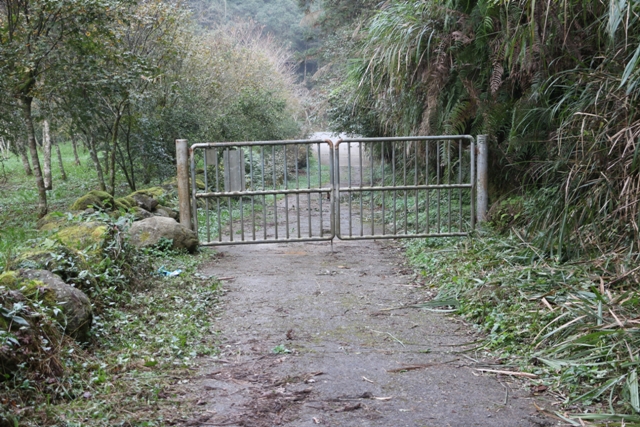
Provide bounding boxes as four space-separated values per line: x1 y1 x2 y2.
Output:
0 271 19 288
16 247 87 278
37 211 71 231
20 279 58 306
55 223 108 251
115 196 136 210
70 190 115 211
130 187 168 205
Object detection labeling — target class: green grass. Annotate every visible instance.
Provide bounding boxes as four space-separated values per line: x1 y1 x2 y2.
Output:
1 144 102 269
405 231 640 424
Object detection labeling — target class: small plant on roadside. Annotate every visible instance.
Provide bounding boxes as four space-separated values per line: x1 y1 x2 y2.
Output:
272 344 292 354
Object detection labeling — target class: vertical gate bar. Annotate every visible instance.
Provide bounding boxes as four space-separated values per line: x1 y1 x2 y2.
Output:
204 147 210 243
448 140 452 233
250 147 256 241
459 139 463 232
333 141 339 238
307 145 312 237
359 142 364 237
348 142 352 237
189 147 198 236
262 146 267 240
381 141 386 235
228 195 233 241
392 142 397 235
295 145 301 239
215 148 222 242
437 140 441 232
318 142 324 237
272 145 278 239
240 191 245 241
477 134 488 223
415 141 419 234
471 138 476 230
403 140 408 235
370 142 375 236
284 145 290 240
426 140 430 234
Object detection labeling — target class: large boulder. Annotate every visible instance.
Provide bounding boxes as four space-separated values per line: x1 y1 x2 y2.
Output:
128 217 198 253
16 270 93 342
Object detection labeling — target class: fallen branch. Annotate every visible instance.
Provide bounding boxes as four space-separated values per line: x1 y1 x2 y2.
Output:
475 368 538 379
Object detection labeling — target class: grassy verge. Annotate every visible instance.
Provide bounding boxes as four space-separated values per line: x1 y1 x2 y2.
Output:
1 145 223 426
405 231 640 425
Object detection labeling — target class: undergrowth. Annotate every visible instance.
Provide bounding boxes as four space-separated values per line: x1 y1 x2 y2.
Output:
0 144 223 426
406 231 640 425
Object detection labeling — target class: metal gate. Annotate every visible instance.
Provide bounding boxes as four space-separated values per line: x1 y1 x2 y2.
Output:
185 135 477 247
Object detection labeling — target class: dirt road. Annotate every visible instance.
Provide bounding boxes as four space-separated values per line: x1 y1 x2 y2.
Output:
173 239 554 427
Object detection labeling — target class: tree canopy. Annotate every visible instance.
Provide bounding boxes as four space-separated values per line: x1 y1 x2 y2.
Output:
0 0 304 214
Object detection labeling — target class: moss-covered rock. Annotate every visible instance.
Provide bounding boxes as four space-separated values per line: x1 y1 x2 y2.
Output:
130 187 168 205
70 190 115 211
17 270 93 342
0 271 19 288
115 196 136 210
37 211 73 231
16 245 89 287
54 222 108 251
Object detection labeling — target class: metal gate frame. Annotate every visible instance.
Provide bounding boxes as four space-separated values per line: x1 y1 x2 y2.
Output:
175 135 487 247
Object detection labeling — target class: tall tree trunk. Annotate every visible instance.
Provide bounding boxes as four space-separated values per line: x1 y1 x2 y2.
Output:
54 136 67 181
85 134 106 191
19 140 33 176
71 133 81 166
19 96 47 217
109 113 122 196
43 119 52 190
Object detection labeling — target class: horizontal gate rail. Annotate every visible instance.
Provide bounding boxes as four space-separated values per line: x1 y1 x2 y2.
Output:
190 139 335 246
335 135 475 240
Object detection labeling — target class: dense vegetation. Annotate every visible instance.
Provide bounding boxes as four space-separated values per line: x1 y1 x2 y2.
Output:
0 0 303 217
325 0 640 260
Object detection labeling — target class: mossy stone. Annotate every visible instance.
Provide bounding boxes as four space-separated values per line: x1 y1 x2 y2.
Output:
115 196 136 210
0 271 19 288
54 222 108 251
130 187 167 205
37 212 72 231
70 190 115 211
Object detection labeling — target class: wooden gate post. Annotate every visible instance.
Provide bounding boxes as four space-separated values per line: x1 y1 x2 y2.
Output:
175 139 192 230
476 134 489 223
